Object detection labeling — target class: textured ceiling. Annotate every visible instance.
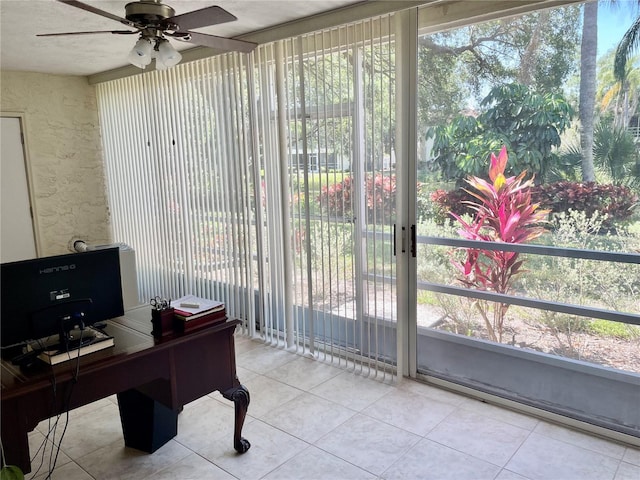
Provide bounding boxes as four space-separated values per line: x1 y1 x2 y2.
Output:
0 0 362 76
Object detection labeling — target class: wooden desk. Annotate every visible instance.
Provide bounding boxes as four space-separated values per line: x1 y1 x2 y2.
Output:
1 309 250 474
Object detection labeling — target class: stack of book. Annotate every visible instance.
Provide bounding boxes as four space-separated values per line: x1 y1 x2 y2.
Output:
33 327 114 365
172 295 226 334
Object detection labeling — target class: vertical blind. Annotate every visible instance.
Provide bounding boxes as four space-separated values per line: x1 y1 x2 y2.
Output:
97 56 255 326
97 13 398 376
252 15 397 378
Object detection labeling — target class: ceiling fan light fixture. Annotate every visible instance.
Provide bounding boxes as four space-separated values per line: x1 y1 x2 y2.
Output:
128 38 153 68
157 40 182 69
40 1 257 70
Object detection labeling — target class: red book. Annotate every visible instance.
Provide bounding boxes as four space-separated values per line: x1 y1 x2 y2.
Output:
173 310 227 334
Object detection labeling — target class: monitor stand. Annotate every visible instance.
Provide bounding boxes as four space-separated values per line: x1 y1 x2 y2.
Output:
62 328 96 351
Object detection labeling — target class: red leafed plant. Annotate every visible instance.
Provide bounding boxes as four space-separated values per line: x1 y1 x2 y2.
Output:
450 146 549 342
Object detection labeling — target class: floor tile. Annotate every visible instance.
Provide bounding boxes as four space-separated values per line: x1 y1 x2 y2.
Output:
265 355 342 391
148 452 237 480
198 419 308 480
262 445 377 480
242 374 305 418
234 336 264 355
236 345 298 374
615 461 640 480
31 461 94 480
363 388 457 436
235 364 258 383
37 401 124 461
16 342 639 480
506 432 621 480
397 378 467 406
77 438 191 480
623 447 640 466
315 413 420 476
67 397 115 419
426 407 530 467
310 370 394 411
381 438 501 480
26 430 72 480
534 421 626 459
458 397 539 431
495 469 531 480
261 391 355 443
175 395 251 454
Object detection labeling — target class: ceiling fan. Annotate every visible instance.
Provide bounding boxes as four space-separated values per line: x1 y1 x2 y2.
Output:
37 0 257 70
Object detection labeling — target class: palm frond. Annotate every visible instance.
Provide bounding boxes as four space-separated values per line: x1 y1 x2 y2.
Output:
614 16 640 82
593 119 639 184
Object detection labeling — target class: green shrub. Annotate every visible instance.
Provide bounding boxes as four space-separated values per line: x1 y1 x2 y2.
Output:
588 320 640 340
521 210 639 330
426 83 574 184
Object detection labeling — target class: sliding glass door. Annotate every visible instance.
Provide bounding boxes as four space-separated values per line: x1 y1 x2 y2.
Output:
253 17 398 376
412 0 640 435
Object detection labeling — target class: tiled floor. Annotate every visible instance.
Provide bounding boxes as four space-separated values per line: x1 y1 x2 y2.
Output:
26 335 640 480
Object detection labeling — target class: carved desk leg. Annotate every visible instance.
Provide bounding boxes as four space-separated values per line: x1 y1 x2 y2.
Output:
222 384 251 453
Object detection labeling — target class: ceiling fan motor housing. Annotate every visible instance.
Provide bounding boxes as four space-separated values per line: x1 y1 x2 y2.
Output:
125 1 175 25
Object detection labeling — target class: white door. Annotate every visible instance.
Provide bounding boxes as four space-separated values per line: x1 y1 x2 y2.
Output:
1 116 37 262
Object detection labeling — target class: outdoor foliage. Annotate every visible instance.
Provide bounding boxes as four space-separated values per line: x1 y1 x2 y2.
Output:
531 181 638 230
417 6 580 126
429 180 638 231
519 210 640 356
426 83 574 185
593 118 640 187
317 174 399 221
316 176 354 218
450 146 549 342
428 188 476 224
365 174 397 220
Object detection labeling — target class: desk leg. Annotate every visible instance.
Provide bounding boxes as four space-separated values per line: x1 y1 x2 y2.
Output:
117 389 178 453
222 384 250 453
1 420 30 473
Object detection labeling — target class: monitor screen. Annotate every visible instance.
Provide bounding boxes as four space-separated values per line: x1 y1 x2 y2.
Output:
1 248 124 349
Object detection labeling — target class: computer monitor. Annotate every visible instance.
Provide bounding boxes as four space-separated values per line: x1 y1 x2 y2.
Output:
1 248 124 353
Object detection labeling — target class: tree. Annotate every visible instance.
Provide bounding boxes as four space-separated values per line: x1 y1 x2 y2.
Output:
417 5 581 169
614 2 640 83
597 49 640 129
427 83 574 185
593 118 640 187
579 1 598 182
417 6 581 105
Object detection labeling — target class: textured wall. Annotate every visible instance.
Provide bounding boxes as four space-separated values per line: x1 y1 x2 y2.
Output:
0 71 111 256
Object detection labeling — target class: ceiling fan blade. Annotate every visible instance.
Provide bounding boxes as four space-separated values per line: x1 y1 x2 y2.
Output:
37 30 138 37
174 31 257 53
57 0 137 28
164 6 237 31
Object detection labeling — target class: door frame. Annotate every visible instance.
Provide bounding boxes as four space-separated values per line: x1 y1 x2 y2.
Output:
1 112 41 258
